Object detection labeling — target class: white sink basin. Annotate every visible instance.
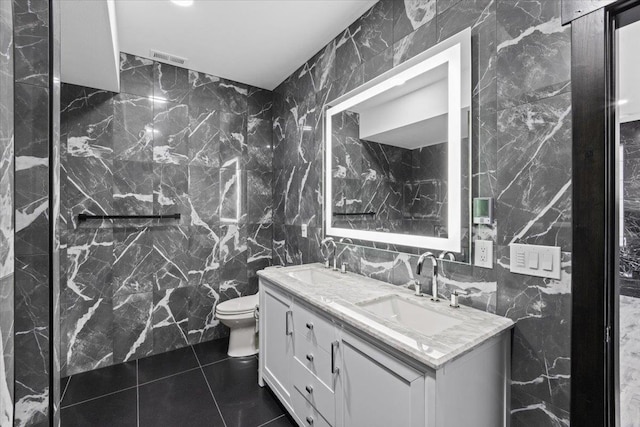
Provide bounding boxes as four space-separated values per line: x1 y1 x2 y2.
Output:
357 295 463 336
287 268 341 285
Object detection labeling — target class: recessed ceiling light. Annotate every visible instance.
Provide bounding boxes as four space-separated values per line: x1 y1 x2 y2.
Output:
171 0 193 7
618 99 629 106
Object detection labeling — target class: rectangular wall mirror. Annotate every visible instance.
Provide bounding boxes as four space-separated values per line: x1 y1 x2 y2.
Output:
324 28 472 260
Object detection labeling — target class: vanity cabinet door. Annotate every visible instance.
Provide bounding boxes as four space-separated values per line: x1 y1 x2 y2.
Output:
337 331 425 427
260 281 294 408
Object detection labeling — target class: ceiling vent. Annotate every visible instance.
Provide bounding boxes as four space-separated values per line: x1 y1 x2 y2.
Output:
149 49 188 67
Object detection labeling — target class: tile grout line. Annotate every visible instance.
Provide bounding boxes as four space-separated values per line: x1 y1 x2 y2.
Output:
256 414 286 427
190 345 228 427
200 356 231 368
60 376 71 404
59 385 138 409
136 359 140 427
138 365 203 387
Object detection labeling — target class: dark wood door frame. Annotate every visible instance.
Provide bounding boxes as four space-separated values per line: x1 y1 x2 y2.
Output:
569 1 640 426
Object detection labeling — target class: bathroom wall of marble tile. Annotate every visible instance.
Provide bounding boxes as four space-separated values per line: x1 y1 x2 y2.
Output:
272 0 572 425
620 120 640 298
12 0 54 424
51 1 62 423
59 53 274 377
0 0 14 424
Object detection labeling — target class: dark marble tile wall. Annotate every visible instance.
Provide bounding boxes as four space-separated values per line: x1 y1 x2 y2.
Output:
0 0 14 424
620 120 640 298
51 1 62 424
272 0 571 425
59 53 273 377
12 0 54 425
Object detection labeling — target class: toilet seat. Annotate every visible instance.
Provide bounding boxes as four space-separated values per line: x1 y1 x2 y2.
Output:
216 294 258 316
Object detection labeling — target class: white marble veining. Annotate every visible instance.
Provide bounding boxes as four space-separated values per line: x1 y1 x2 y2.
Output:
620 295 640 427
0 323 11 426
258 263 513 369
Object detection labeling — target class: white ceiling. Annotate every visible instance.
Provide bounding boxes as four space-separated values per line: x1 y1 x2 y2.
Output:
61 0 121 92
114 0 378 90
619 22 640 123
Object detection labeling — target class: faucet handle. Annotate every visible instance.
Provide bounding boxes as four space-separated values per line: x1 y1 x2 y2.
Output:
411 280 422 296
450 289 468 308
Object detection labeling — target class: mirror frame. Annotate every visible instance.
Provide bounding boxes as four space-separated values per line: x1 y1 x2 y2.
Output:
324 28 471 252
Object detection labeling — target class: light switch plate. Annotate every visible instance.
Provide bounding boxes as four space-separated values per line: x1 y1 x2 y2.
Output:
509 243 561 279
474 240 493 269
301 224 308 238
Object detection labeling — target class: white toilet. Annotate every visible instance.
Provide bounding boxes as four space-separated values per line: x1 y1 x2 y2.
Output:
215 293 259 357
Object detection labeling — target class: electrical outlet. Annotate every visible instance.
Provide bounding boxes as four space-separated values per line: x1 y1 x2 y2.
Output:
301 224 308 238
474 240 493 269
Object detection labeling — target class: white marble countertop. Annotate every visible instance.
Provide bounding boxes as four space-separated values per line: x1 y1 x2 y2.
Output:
258 263 514 370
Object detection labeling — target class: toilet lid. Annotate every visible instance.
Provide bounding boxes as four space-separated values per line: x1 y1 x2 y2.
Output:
216 293 259 315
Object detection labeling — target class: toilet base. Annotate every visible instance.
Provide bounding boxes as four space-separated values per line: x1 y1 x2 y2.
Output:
227 324 258 358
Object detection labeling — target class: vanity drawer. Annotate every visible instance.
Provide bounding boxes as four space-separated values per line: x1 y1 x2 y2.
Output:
293 358 336 424
294 332 334 389
294 303 335 352
293 388 332 427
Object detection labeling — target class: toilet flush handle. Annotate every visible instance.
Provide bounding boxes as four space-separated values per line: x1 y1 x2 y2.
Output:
254 306 259 333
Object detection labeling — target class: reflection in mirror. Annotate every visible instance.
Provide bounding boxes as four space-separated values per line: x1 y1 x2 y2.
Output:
325 28 471 260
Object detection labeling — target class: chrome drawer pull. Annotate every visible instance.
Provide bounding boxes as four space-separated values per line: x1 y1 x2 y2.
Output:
306 322 314 330
305 385 313 394
306 354 314 362
285 310 293 336
331 340 340 374
306 416 314 425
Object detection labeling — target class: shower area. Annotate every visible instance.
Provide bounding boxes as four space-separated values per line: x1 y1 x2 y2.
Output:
58 55 273 376
55 43 282 427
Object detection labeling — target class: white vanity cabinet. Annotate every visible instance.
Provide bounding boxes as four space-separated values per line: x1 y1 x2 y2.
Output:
337 331 426 427
259 283 295 413
259 277 511 427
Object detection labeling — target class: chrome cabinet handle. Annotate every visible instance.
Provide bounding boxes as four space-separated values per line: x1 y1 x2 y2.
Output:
305 385 313 394
306 416 314 425
285 310 293 335
306 322 314 330
306 354 314 362
331 341 339 374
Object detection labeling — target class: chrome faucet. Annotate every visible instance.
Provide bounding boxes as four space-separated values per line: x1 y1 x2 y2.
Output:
321 237 338 270
417 252 439 302
439 251 456 261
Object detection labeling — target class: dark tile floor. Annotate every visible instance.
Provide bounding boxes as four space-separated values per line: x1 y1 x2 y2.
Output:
60 338 297 427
